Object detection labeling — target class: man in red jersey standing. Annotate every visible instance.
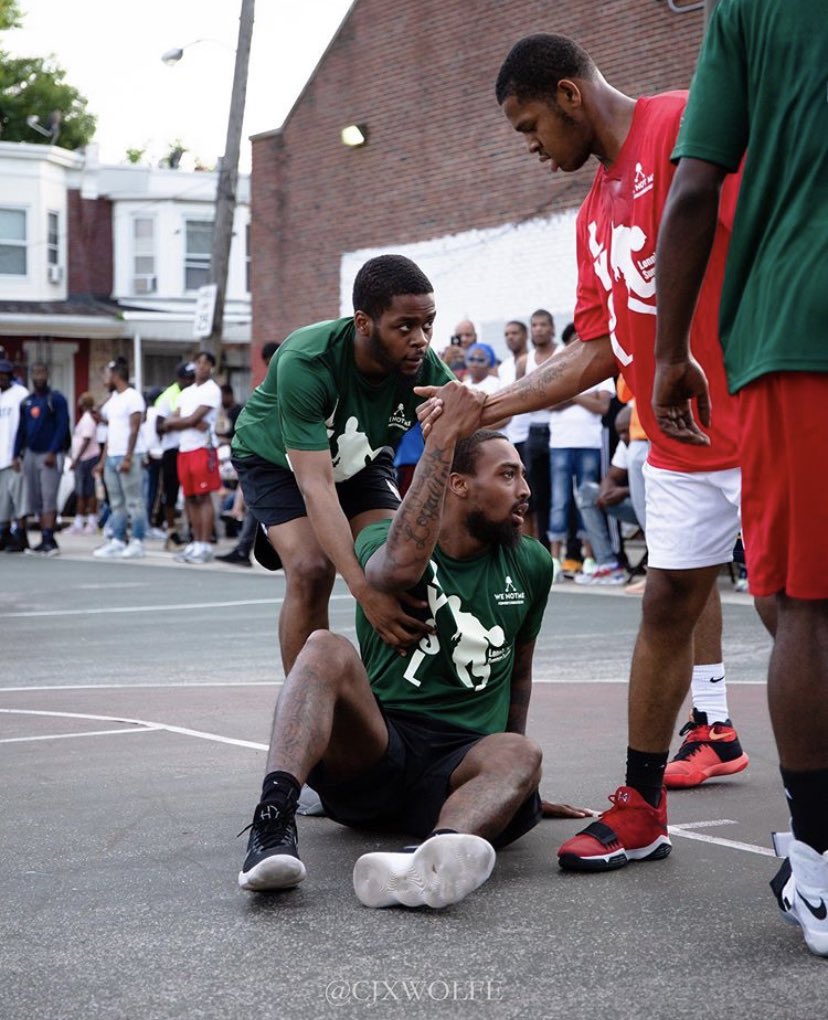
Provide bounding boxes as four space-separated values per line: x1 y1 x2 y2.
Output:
420 33 748 872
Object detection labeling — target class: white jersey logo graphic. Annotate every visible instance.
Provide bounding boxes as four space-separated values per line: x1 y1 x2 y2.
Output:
403 562 507 690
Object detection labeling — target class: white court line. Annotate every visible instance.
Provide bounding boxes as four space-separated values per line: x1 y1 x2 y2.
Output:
0 593 353 619
0 708 268 751
0 726 162 744
667 825 777 858
1 708 778 860
0 681 284 692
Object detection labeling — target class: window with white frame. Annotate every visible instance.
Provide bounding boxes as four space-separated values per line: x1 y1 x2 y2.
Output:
133 216 157 294
0 208 27 276
184 219 213 291
47 211 59 266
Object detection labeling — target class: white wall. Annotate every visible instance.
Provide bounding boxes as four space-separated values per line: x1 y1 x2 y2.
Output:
0 144 79 303
340 209 579 359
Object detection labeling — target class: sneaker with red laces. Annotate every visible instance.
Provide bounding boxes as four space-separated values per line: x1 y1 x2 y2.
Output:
664 709 749 789
557 786 671 872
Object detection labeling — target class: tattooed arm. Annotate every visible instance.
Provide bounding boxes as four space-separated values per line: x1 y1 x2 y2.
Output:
365 381 481 593
482 335 616 427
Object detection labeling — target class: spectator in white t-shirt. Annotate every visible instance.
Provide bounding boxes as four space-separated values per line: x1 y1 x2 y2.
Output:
93 359 148 559
67 392 101 534
158 351 222 564
547 328 615 578
0 358 28 552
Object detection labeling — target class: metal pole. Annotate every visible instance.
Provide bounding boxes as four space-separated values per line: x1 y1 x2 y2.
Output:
204 0 254 372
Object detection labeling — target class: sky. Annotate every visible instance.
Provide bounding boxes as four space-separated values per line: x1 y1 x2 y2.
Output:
2 0 354 172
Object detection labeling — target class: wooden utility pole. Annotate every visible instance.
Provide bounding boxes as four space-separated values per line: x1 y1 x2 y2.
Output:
203 0 254 372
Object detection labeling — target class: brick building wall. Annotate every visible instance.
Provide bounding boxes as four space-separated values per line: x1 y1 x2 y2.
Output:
251 0 704 379
67 191 114 299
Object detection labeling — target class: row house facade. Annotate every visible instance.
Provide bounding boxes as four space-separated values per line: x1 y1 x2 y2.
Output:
0 141 251 413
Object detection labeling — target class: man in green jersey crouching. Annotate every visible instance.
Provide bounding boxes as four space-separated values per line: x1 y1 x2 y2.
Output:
231 254 455 674
238 382 589 908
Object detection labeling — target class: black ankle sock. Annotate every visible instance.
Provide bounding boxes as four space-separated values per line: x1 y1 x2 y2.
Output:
780 765 828 854
260 770 301 811
426 828 458 840
626 748 668 808
42 528 54 542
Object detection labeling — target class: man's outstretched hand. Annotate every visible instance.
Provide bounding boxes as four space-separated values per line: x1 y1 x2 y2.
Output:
541 800 596 819
652 357 712 446
414 381 485 439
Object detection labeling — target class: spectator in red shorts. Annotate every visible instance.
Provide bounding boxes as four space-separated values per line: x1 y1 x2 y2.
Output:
159 351 221 564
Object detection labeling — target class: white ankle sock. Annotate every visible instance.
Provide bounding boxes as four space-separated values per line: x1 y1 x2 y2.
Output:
691 662 729 723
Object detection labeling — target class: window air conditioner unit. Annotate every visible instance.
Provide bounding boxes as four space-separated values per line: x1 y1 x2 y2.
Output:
48 264 63 284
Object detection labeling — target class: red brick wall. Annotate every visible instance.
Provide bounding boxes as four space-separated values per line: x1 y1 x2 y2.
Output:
67 191 113 299
251 0 703 381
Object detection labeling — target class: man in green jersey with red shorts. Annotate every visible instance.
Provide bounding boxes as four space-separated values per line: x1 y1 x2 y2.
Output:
237 381 589 908
653 0 828 957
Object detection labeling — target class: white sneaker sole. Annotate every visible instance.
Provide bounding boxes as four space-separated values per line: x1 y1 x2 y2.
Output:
238 854 307 892
352 833 495 909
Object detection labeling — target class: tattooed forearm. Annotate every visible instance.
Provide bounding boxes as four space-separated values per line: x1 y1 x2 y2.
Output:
383 441 452 567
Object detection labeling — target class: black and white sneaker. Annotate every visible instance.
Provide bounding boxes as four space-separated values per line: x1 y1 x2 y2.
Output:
352 833 495 909
25 538 59 557
770 838 828 957
238 802 306 892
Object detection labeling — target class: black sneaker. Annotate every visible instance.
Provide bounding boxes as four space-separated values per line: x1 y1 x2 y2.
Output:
238 802 306 891
25 538 60 557
4 532 26 553
216 547 252 567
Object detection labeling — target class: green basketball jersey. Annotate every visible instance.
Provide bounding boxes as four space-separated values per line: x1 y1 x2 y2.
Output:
232 317 453 480
673 0 828 391
355 520 554 734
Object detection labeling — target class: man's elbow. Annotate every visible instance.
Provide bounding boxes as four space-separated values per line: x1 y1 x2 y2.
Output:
365 556 419 594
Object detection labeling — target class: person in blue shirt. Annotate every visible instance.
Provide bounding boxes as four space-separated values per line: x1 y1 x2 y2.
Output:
14 362 70 556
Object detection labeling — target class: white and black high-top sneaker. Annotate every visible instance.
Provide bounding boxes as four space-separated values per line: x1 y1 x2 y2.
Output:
238 802 306 892
770 839 828 957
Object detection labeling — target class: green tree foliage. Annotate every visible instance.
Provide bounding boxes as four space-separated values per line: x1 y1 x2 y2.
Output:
0 1 22 31
0 2 96 150
0 55 96 149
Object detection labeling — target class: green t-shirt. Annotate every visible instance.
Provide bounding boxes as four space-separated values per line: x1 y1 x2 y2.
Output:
355 520 554 735
232 317 454 480
672 0 828 392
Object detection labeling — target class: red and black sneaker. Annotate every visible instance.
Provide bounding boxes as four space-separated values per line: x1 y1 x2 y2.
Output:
557 786 671 872
664 709 749 789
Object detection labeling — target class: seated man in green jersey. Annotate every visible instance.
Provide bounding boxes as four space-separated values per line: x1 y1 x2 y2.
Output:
231 254 455 676
238 382 590 908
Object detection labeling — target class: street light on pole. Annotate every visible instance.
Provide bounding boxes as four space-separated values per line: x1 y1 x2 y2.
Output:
162 0 255 373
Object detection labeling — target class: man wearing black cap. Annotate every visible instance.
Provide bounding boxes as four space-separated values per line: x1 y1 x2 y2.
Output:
155 362 196 549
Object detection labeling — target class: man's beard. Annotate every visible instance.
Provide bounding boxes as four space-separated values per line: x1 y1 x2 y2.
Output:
367 326 423 391
465 509 521 550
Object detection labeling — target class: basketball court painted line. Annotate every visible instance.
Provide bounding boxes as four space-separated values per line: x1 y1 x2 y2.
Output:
2 707 778 861
0 681 285 692
0 708 269 751
0 593 353 619
0 725 163 744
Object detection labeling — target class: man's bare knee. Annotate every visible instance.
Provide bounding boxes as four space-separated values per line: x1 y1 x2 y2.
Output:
641 568 715 634
284 552 335 595
477 733 542 785
297 630 360 683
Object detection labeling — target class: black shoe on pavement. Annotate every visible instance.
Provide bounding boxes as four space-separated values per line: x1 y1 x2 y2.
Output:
238 802 306 891
25 538 60 557
216 547 252 567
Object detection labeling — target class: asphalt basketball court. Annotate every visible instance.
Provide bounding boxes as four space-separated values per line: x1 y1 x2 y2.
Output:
2 532 826 1019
